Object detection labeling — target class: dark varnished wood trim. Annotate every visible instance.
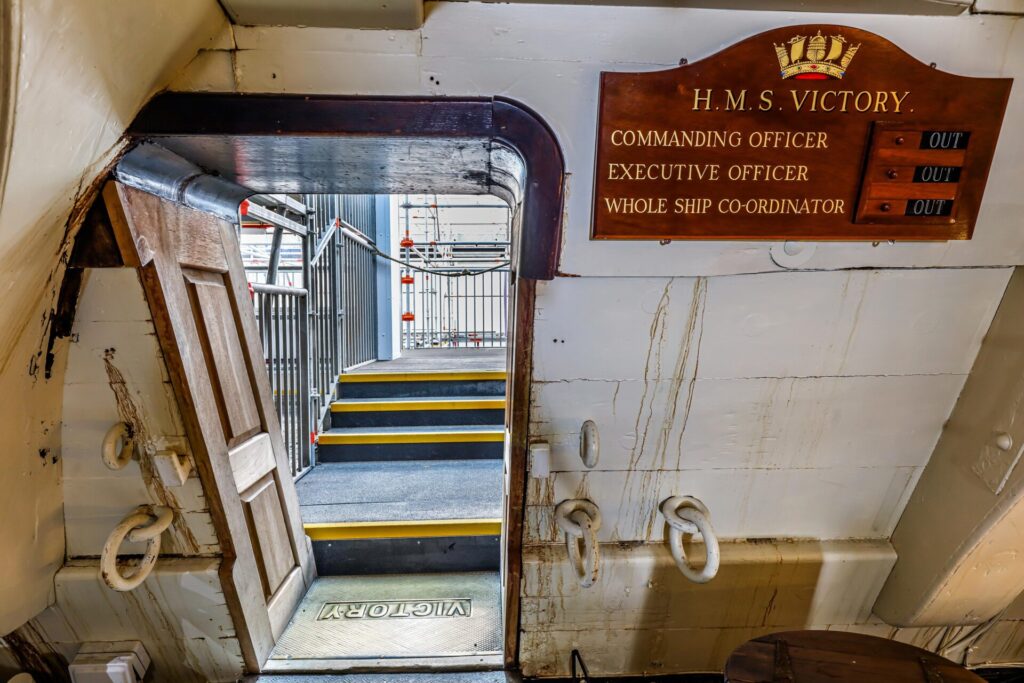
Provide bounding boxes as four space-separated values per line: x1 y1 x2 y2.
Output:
504 275 536 668
128 93 565 280
127 93 558 668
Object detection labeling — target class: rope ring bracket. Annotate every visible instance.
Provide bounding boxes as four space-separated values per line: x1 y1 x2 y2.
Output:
660 495 720 584
102 422 134 470
555 499 602 588
100 505 174 592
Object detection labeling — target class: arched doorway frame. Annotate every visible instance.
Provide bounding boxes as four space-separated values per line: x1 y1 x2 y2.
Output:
126 93 566 668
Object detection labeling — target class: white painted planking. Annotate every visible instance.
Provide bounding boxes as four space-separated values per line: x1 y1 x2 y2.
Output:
59 385 185 479
65 320 172 387
526 466 917 542
699 269 1011 379
63 471 218 557
73 268 154 323
533 269 1010 382
233 25 422 54
533 277 705 382
522 541 896 629
532 373 966 473
30 559 244 682
236 51 423 94
61 374 181 440
418 5 1007 74
65 511 218 558
61 269 219 557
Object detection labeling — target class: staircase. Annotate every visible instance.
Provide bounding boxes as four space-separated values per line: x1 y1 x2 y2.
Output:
299 355 507 575
265 352 508 671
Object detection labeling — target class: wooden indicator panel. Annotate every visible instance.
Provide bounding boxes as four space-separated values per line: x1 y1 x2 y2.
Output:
856 124 974 229
591 25 1012 242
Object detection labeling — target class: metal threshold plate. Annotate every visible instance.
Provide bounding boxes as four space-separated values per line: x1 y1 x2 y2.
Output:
266 572 502 673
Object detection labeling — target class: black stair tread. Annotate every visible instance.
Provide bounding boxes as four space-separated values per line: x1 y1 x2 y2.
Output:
297 460 503 525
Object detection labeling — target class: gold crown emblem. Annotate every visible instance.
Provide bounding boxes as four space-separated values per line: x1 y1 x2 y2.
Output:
774 31 860 80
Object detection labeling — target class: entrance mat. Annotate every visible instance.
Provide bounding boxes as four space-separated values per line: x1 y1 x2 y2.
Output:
266 572 502 673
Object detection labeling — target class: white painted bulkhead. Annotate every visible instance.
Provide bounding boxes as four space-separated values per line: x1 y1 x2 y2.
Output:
2 1 1024 679
30 267 245 680
0 0 228 642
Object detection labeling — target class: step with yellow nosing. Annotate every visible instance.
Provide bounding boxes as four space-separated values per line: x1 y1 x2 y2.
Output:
304 518 502 541
317 429 505 445
338 370 506 383
330 397 505 413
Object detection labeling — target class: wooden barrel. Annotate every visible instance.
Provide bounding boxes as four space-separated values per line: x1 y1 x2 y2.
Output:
724 630 986 682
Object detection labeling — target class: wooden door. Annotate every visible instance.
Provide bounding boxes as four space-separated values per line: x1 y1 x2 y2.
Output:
103 182 315 671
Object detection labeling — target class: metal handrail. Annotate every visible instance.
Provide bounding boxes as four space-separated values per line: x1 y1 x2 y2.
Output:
252 283 308 297
339 222 375 248
247 194 379 479
310 221 338 264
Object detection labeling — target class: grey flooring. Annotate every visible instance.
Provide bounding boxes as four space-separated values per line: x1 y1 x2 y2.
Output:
351 349 506 374
248 674 514 682
266 573 502 672
297 460 503 524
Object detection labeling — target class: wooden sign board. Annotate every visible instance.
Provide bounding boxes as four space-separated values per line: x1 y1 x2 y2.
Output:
591 25 1012 241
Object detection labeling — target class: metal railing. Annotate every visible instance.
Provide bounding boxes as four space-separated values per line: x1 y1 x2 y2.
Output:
342 228 378 369
400 253 509 349
253 283 312 478
303 195 378 435
246 194 512 475
306 219 341 439
244 194 379 480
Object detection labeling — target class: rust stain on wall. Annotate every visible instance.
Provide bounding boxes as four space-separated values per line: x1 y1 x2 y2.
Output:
103 349 200 555
629 279 673 470
1 620 71 683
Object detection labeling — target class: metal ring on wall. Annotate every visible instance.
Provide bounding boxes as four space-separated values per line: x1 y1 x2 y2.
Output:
554 499 602 588
101 422 134 470
579 420 599 469
660 495 720 584
100 505 174 592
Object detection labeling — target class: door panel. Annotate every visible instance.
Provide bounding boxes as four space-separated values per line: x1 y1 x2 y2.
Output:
104 182 314 671
184 268 263 446
243 471 296 597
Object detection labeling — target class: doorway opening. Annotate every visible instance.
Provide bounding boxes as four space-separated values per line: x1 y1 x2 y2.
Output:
240 192 513 670
119 93 564 675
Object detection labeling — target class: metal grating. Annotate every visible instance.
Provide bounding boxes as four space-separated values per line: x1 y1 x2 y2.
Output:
267 572 501 671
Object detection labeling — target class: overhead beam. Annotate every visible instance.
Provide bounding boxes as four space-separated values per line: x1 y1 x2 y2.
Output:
127 94 565 280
